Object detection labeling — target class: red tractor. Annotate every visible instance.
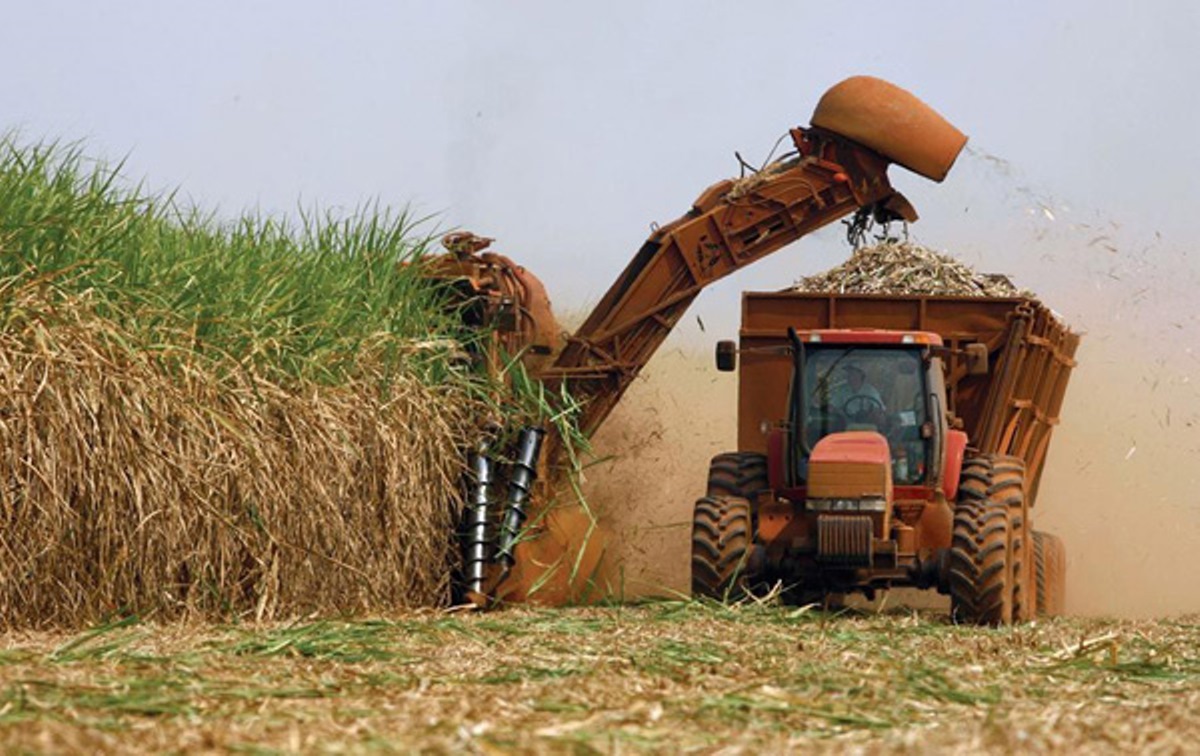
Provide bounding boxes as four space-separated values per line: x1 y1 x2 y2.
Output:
695 293 1076 623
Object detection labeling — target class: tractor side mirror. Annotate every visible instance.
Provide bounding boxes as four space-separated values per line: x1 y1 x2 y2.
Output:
715 340 737 372
964 343 988 376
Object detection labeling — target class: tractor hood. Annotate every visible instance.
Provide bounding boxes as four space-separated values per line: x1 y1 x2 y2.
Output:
807 431 894 502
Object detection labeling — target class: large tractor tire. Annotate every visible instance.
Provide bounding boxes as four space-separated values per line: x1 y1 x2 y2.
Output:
948 455 1028 625
691 494 757 601
1033 530 1067 617
706 452 769 501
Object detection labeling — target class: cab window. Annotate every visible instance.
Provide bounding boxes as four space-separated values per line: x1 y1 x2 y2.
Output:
798 346 929 484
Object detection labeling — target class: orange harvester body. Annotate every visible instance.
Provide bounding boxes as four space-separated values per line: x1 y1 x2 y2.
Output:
427 77 1072 615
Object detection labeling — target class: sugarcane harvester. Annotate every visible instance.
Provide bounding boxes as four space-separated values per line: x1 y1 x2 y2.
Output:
429 77 973 608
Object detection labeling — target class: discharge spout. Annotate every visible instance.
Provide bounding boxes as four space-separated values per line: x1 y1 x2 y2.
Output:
811 75 967 182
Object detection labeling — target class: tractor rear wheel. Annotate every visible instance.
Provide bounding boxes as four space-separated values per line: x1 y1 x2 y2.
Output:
1033 530 1066 617
691 494 758 601
948 455 1026 625
706 452 769 501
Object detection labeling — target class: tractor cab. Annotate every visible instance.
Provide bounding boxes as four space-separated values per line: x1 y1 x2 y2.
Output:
790 331 944 487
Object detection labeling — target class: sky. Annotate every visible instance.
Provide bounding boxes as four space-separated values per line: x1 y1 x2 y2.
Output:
3 1 1200 615
2 1 1198 341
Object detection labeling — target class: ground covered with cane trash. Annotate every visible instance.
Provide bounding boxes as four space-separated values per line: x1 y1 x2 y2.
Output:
1 602 1197 754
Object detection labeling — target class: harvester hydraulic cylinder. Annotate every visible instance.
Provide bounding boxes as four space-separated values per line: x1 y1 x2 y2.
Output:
496 426 545 567
463 443 496 597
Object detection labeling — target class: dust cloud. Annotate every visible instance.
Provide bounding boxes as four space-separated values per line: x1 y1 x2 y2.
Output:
584 334 1200 619
583 349 736 600
1034 335 1200 617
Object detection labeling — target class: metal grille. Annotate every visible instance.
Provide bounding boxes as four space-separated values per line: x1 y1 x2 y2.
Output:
816 515 874 566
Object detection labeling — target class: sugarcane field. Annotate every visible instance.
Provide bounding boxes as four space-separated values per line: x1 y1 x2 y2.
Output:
2 5 1199 754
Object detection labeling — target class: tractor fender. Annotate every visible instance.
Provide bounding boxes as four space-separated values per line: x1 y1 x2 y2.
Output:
941 429 969 500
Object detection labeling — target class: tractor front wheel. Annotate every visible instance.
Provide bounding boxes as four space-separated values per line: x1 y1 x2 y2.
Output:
948 455 1027 625
691 494 759 601
706 452 768 501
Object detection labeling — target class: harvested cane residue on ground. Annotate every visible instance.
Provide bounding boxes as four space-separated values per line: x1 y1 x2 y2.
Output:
790 241 1032 297
0 603 1196 753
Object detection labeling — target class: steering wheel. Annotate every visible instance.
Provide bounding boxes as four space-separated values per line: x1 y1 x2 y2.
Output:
841 395 885 423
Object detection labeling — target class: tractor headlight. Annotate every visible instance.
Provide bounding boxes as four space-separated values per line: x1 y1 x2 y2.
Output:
806 497 887 513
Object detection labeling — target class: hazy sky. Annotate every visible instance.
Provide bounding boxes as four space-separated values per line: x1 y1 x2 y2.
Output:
2 1 1198 341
